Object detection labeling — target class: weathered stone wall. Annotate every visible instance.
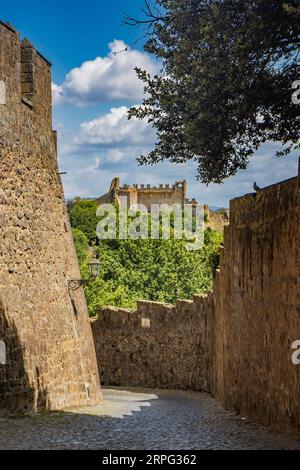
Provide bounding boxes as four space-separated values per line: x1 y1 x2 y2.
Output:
97 178 190 211
92 298 214 391
213 171 300 430
134 185 186 211
0 21 101 414
92 165 300 430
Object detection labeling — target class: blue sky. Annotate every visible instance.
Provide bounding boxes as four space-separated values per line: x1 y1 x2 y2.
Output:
2 0 299 207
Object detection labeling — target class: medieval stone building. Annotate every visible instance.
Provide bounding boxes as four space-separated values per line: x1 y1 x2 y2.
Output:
0 21 101 414
97 177 199 211
96 177 229 230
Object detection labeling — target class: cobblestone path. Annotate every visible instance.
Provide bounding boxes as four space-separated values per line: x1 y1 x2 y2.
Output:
0 388 300 450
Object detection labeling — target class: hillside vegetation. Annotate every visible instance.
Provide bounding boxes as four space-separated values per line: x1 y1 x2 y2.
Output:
69 199 223 316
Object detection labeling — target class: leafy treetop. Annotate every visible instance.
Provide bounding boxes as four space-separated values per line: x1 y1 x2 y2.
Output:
127 0 300 184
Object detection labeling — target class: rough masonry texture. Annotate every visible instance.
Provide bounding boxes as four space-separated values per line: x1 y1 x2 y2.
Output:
213 169 300 431
0 21 102 415
97 177 198 211
92 165 300 431
92 299 214 392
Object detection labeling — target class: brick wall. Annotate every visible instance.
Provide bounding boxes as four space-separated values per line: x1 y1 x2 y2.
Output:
0 21 101 415
92 164 300 431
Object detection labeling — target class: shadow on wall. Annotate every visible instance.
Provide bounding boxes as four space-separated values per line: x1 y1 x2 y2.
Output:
91 298 214 393
0 297 48 416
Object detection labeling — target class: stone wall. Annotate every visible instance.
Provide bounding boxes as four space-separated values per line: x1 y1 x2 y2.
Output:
132 183 186 212
92 164 300 431
0 21 101 414
213 170 300 430
92 298 214 391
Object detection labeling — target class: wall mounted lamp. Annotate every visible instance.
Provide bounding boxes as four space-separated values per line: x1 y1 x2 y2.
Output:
68 259 100 291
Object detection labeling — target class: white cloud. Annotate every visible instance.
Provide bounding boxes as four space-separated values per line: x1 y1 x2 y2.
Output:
105 149 126 164
57 105 157 198
76 106 155 147
52 40 160 106
55 106 299 207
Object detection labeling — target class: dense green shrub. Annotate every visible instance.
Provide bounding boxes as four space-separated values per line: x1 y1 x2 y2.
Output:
69 200 223 316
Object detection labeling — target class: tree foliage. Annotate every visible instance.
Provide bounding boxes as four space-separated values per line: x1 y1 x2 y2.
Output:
127 0 300 183
72 228 90 264
69 199 99 243
69 200 223 316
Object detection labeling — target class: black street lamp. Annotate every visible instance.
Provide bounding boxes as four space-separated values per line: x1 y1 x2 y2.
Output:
88 258 100 279
68 258 100 291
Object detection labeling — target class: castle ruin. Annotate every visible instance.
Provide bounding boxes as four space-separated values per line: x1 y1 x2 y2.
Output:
96 177 229 230
0 21 101 414
97 177 199 211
